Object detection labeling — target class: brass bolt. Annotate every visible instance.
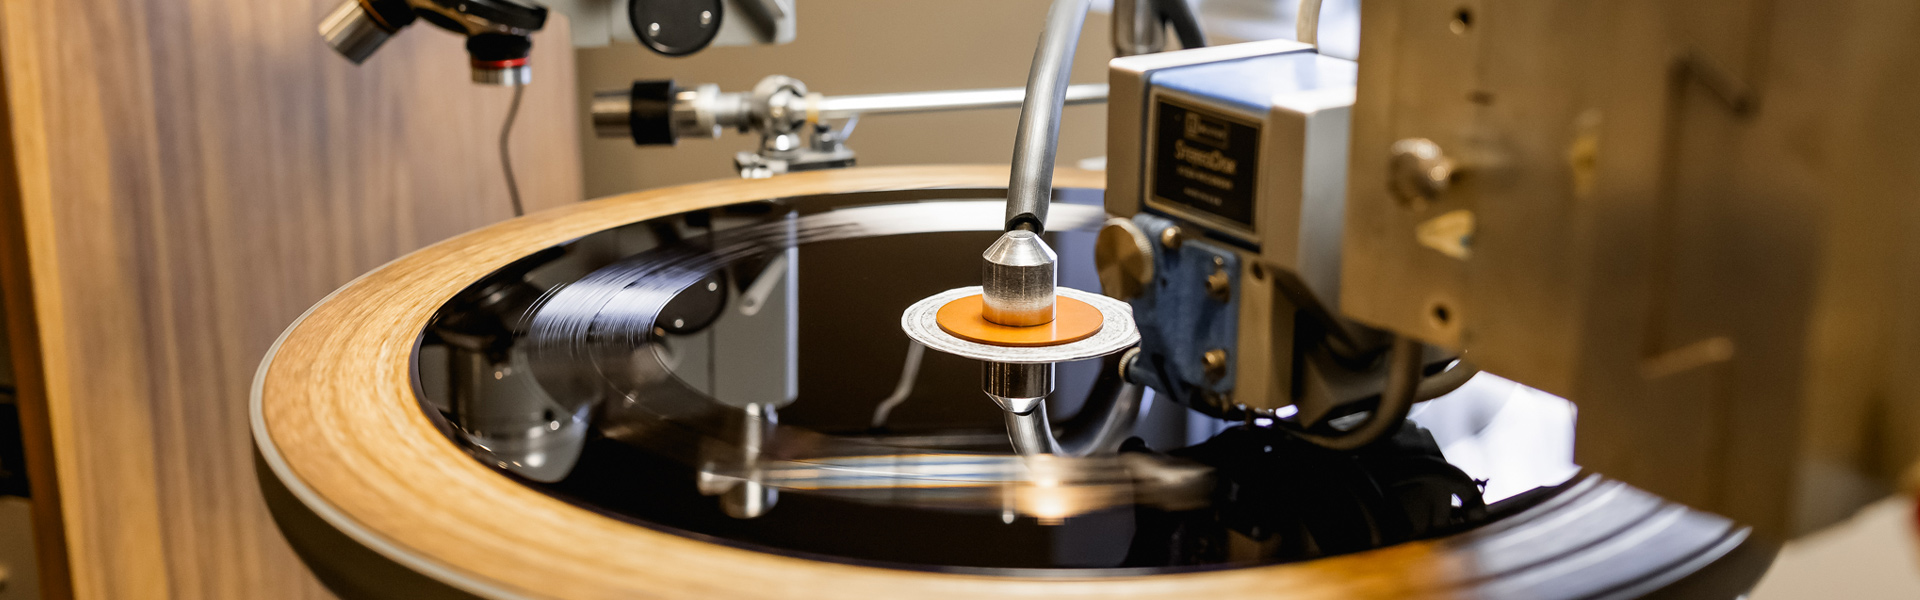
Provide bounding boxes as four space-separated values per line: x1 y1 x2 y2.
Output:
1202 348 1229 380
1205 260 1231 301
1159 226 1183 250
1389 138 1456 205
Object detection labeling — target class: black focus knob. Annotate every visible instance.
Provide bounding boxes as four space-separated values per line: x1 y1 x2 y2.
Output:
627 79 681 146
466 33 532 63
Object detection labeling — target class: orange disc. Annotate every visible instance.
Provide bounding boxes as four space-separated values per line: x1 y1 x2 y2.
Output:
935 294 1105 347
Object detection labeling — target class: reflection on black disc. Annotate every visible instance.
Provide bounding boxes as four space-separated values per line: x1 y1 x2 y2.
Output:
412 190 1581 573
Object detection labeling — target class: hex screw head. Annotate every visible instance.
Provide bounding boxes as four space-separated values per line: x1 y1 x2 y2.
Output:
1389 137 1456 204
1202 348 1229 380
1159 225 1184 250
1206 256 1230 301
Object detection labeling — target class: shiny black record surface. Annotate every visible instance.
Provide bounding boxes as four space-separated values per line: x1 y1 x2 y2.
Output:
411 189 1583 573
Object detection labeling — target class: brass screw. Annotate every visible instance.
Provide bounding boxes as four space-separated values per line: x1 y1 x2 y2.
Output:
1389 138 1456 205
1205 258 1231 301
1202 348 1228 380
1159 226 1183 250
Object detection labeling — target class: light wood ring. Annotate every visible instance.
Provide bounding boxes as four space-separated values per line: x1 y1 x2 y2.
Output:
251 165 1758 599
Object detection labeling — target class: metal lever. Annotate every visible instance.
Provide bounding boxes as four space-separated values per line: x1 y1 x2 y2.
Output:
591 79 1108 145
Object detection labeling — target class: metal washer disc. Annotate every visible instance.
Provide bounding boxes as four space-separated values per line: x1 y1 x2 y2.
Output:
902 286 1139 364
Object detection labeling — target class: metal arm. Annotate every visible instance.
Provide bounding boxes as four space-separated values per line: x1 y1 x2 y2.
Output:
591 75 1110 179
1004 0 1092 234
815 84 1107 120
592 79 1108 143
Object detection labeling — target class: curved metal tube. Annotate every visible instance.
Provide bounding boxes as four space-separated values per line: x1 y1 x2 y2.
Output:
868 341 928 428
1003 385 1146 457
1004 0 1092 234
1003 354 1147 457
1004 405 1064 455
1296 0 1324 47
1160 0 1208 49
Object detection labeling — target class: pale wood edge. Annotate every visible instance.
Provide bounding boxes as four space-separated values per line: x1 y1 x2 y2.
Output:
254 165 1441 599
0 1 77 595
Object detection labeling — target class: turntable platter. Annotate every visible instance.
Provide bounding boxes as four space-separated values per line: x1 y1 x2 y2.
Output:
254 166 1773 599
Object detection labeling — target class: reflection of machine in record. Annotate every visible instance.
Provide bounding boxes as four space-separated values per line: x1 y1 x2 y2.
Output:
411 187 1541 570
256 169 1771 598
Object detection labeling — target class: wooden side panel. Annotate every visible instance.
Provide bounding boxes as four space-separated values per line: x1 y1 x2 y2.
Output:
0 0 582 597
0 14 74 597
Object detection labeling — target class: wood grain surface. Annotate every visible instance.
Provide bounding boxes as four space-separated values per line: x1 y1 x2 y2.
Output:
0 1 583 598
254 165 1473 599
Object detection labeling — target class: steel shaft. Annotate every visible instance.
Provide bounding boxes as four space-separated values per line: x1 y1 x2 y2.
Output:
983 361 1054 416
814 84 1107 119
1004 0 1091 234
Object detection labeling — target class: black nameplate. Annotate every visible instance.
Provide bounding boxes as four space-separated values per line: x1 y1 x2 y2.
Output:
1151 99 1260 230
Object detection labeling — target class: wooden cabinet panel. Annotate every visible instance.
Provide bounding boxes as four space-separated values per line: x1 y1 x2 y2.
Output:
0 1 582 598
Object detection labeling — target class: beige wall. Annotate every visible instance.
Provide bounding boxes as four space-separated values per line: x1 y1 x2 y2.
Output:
574 1 1115 199
1752 497 1920 599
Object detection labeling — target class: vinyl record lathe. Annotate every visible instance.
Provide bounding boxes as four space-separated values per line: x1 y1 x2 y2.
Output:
254 1 1920 598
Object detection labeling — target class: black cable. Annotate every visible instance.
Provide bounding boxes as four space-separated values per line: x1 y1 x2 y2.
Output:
501 83 527 217
1157 0 1207 49
1292 336 1422 451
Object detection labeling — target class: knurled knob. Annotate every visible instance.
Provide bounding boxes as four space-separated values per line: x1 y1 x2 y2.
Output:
1095 218 1155 300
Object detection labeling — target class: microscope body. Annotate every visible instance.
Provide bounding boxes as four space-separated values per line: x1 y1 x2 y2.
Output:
1107 2 1920 541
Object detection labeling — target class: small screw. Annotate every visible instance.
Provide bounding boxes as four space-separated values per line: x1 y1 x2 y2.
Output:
1429 301 1454 329
1202 348 1229 380
1390 138 1456 204
1159 226 1183 250
1206 262 1231 301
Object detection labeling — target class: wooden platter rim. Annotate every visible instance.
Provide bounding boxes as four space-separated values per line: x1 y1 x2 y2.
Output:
250 165 1449 599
